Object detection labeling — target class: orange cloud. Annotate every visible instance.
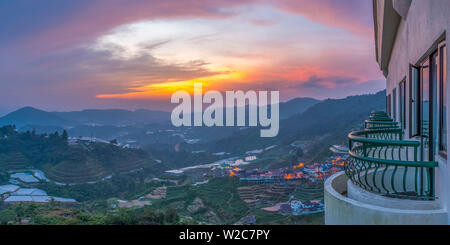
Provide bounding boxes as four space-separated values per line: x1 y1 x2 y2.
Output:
96 68 247 99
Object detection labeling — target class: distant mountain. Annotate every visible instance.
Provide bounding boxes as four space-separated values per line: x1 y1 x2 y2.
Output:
0 107 171 128
0 97 318 130
54 109 170 126
208 90 386 155
278 90 386 143
279 97 320 119
0 108 8 117
0 107 71 128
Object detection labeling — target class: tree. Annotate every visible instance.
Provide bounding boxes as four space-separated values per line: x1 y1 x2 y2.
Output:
163 206 179 224
48 197 56 208
61 130 68 142
106 209 138 225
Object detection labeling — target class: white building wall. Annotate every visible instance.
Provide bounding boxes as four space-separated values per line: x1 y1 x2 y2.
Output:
325 172 447 225
385 0 450 223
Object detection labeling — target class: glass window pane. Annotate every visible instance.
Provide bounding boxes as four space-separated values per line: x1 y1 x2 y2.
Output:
410 65 420 136
399 81 406 129
431 53 438 158
422 59 430 138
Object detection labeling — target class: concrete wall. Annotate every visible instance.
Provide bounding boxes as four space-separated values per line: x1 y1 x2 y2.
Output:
383 0 450 223
392 0 411 20
347 166 433 197
374 0 401 74
325 172 447 225
374 0 384 65
347 179 440 210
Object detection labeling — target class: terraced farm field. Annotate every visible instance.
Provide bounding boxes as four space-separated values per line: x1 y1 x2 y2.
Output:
0 152 29 170
43 144 155 184
238 181 324 207
150 177 324 225
292 186 323 201
0 127 160 186
46 159 109 183
111 157 146 173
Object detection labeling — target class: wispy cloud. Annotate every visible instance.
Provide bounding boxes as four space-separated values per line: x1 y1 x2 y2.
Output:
268 0 374 39
0 0 382 111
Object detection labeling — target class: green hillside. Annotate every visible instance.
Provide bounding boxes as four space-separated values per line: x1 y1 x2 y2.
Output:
0 126 162 184
208 90 386 157
0 152 29 171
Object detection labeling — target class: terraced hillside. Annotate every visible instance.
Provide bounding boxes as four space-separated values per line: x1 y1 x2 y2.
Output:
238 181 324 208
292 186 323 201
0 126 160 184
46 159 109 183
113 158 146 173
43 143 156 184
90 143 149 173
0 152 29 171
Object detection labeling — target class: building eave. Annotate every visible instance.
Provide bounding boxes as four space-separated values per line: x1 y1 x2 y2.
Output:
373 0 402 77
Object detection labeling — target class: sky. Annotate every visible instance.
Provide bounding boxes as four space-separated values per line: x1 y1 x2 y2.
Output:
0 0 385 113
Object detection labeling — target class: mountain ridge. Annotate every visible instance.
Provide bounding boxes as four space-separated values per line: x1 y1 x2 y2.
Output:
0 97 320 128
207 90 386 156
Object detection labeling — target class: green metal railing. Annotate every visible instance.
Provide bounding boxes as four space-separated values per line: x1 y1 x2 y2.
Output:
345 111 438 200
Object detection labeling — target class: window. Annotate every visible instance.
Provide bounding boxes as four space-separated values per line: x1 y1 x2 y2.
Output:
409 40 446 161
393 88 397 121
439 44 447 156
421 58 430 138
399 80 406 129
410 64 420 137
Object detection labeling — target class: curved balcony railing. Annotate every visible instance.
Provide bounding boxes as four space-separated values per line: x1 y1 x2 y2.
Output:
345 111 438 200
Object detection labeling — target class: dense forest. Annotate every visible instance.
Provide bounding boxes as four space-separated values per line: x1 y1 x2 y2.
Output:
0 202 185 225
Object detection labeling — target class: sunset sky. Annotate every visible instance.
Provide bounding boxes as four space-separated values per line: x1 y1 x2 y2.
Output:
0 0 385 113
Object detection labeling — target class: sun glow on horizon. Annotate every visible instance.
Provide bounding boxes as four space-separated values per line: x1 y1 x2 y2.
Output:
96 67 248 99
91 11 382 102
0 1 386 111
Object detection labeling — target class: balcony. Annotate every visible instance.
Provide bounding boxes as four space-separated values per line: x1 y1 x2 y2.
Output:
325 111 447 225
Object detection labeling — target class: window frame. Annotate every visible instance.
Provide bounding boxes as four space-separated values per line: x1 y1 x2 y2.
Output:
438 43 447 158
409 64 420 137
409 39 446 162
387 94 391 117
420 57 430 139
393 88 397 121
399 79 406 129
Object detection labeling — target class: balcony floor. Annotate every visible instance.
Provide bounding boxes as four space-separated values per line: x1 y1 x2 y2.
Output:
325 171 447 225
